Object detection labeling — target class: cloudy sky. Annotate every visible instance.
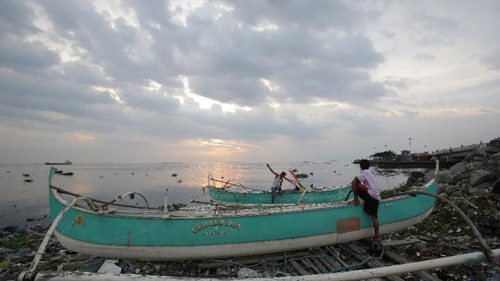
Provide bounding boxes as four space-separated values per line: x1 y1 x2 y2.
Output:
1 0 499 163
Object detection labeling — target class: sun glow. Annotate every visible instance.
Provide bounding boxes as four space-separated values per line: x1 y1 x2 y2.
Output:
179 76 251 113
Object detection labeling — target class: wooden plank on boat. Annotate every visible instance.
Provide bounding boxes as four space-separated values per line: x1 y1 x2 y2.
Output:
289 259 308 275
384 250 441 281
344 243 405 281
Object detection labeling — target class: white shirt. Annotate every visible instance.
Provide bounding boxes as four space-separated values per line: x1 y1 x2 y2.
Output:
357 169 381 200
271 178 282 188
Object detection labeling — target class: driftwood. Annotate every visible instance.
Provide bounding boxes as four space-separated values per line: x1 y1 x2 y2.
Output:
198 250 310 269
289 260 308 275
384 250 441 281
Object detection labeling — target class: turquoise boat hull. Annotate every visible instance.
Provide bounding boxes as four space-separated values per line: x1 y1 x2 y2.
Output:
208 185 353 204
49 165 438 261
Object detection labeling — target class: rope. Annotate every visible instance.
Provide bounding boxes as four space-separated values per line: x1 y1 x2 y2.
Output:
206 243 385 276
51 186 156 210
283 251 295 276
329 242 385 273
210 178 247 189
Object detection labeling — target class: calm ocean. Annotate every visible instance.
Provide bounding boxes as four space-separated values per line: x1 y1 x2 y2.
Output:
0 161 419 228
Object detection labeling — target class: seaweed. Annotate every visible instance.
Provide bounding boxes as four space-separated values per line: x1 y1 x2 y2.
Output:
1 233 35 249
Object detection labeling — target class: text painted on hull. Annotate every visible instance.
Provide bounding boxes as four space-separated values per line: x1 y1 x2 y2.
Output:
192 219 242 235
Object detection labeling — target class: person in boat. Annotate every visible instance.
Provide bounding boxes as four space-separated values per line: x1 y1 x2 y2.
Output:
351 159 382 242
266 163 295 203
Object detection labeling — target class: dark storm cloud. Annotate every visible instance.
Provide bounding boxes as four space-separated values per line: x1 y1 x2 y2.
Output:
0 39 60 71
0 0 41 36
0 0 389 144
120 85 181 113
38 0 156 81
1 0 499 163
0 70 114 118
223 0 371 30
63 61 110 85
171 1 386 106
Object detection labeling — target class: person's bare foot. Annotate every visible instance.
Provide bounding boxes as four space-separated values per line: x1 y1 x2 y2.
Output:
349 199 360 205
373 236 382 242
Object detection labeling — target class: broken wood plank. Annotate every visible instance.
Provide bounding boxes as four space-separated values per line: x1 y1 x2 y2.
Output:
325 245 348 267
384 250 441 281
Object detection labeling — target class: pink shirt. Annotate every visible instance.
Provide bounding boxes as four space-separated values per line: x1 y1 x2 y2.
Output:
357 169 381 200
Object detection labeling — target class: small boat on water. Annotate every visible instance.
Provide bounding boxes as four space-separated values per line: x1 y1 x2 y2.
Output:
44 160 72 165
207 178 353 204
46 161 440 261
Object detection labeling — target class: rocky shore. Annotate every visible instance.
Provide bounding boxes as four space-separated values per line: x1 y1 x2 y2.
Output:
1 138 500 280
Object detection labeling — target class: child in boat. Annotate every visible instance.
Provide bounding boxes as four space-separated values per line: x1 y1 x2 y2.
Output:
351 159 382 242
266 164 295 203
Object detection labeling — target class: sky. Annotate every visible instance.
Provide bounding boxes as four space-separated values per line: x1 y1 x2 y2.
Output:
1 0 499 164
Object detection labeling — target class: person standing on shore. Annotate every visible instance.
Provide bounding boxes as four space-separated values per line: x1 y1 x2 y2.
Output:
351 159 381 242
266 164 293 204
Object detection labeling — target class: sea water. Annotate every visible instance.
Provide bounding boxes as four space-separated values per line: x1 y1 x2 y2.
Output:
0 161 424 228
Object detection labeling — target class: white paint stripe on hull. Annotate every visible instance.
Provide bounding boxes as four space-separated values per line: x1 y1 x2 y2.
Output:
54 208 433 261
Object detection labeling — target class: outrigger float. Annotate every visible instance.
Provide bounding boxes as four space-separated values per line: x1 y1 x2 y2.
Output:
19 160 500 280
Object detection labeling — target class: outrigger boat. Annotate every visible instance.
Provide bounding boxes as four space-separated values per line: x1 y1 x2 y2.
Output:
43 162 441 261
21 160 500 281
207 178 353 204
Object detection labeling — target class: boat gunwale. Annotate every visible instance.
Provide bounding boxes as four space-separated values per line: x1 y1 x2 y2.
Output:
208 184 350 194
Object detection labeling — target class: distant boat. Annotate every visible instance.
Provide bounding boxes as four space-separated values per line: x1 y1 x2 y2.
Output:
45 160 72 165
46 162 439 261
369 160 459 169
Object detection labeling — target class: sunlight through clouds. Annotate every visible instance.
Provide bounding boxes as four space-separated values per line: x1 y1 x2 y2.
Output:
0 1 499 163
199 138 259 155
74 133 96 142
93 86 125 105
179 76 251 113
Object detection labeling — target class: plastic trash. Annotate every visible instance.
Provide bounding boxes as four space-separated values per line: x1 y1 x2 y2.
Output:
97 260 121 274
